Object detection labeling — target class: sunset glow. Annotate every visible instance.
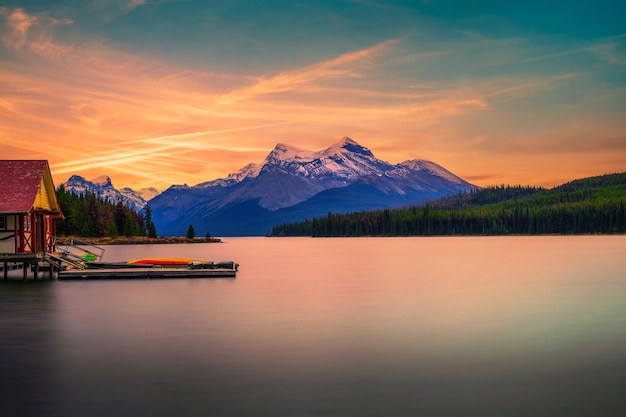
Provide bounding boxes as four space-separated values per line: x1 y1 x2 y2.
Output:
1 1 624 191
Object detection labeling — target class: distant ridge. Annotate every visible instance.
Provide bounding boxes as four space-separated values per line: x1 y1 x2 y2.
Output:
269 172 626 237
62 175 160 212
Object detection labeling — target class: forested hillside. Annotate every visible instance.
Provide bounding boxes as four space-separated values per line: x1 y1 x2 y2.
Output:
269 173 626 237
55 185 156 238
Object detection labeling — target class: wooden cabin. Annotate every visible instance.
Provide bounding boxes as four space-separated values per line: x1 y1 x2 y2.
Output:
0 160 64 256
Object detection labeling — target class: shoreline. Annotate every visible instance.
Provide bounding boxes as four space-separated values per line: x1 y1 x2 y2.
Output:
59 236 222 245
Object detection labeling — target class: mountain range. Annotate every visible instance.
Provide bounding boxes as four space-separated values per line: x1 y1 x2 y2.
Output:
64 137 478 236
62 175 160 212
148 137 478 236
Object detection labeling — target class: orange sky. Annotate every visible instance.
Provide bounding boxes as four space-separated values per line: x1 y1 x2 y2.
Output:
1 2 625 191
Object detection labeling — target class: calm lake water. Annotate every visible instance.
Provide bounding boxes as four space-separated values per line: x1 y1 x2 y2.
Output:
1 236 625 416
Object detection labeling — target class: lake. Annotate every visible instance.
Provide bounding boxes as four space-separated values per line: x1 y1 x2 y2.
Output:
1 236 625 416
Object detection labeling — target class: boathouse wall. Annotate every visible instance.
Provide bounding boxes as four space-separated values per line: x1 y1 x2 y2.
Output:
0 214 17 253
0 160 63 256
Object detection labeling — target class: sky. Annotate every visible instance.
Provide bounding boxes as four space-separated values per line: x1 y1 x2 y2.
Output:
1 0 625 191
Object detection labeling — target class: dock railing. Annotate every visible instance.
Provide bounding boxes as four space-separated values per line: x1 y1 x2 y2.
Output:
50 238 106 270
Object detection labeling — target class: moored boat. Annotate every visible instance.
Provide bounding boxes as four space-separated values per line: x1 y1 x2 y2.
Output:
128 258 206 266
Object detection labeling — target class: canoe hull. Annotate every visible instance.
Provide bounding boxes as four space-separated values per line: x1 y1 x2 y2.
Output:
128 258 205 266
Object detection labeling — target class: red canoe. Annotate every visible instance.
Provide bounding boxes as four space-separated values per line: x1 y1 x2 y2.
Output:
127 258 206 266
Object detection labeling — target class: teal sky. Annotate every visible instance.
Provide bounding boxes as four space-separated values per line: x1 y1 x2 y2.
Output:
1 0 625 189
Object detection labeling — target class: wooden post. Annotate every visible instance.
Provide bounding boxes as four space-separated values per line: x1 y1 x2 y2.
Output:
23 262 28 281
3 261 7 280
33 262 39 280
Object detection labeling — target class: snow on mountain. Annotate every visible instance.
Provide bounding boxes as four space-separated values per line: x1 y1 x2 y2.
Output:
396 160 466 184
224 137 390 210
261 137 389 182
62 175 160 212
187 137 386 195
195 163 261 189
119 187 150 211
266 143 316 163
226 162 262 182
149 136 478 235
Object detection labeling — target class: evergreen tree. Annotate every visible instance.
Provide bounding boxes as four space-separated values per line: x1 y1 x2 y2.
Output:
55 187 148 238
114 200 126 236
147 222 157 238
187 224 195 239
144 205 157 238
106 220 119 238
268 172 626 237
124 214 135 237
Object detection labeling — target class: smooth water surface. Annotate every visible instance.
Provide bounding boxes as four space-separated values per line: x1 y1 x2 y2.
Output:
1 236 625 416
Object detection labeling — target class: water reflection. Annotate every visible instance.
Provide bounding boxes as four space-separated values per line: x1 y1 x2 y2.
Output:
1 236 625 416
0 281 58 416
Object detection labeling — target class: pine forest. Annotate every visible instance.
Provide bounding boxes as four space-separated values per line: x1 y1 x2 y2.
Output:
55 185 157 238
270 173 626 237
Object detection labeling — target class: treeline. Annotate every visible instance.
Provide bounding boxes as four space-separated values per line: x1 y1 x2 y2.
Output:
430 185 544 209
55 185 157 238
269 173 626 237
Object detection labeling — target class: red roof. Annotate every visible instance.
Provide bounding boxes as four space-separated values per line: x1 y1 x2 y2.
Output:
0 160 50 214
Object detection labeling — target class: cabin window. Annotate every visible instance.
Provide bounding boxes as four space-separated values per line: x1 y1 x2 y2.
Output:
0 215 5 230
23 215 32 231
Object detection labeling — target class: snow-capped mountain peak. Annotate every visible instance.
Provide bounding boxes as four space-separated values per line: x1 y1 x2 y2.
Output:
228 163 261 181
266 143 316 163
258 137 386 180
194 163 261 189
399 160 465 184
323 136 374 158
62 175 160 211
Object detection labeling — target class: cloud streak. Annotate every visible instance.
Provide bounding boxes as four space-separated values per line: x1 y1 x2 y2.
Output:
1 5 624 190
218 39 401 105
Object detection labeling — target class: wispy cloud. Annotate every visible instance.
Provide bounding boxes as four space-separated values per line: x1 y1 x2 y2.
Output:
0 7 36 46
1 6 624 189
218 39 401 105
126 0 147 11
521 33 626 66
0 7 73 50
584 34 626 66
84 0 152 23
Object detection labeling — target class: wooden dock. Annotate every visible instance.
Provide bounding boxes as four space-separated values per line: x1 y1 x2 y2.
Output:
1 253 48 280
2 260 238 281
58 266 237 280
2 238 239 281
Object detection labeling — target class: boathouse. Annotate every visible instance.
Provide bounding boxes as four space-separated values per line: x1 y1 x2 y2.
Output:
1 160 64 278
